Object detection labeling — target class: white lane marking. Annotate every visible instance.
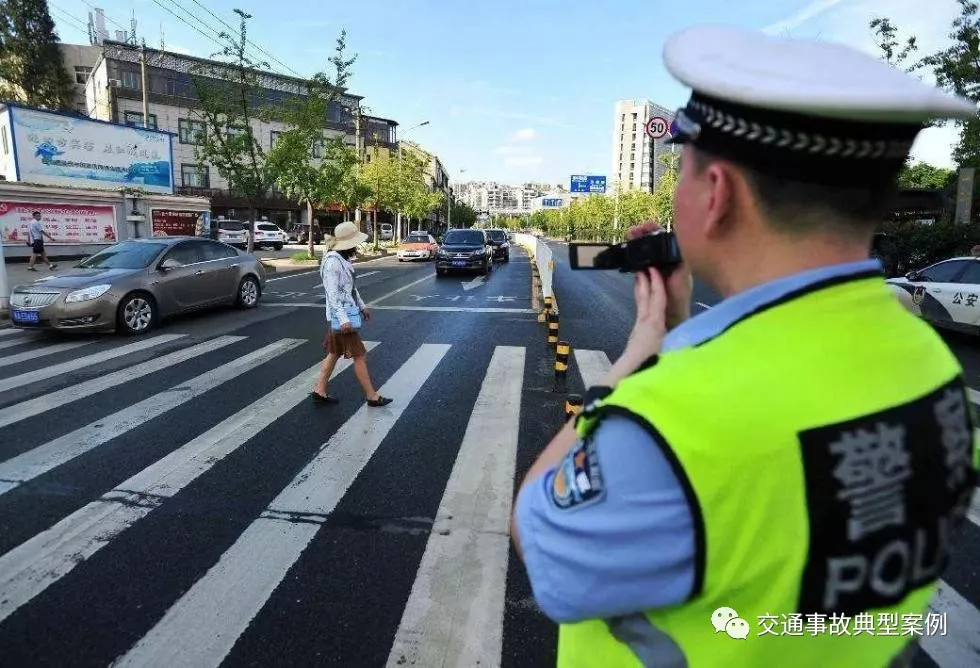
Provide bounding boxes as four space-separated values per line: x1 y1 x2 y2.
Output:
266 270 317 282
0 343 378 625
386 346 524 668
263 254 395 283
695 301 712 310
0 339 304 496
0 328 25 337
921 581 980 668
0 334 187 394
263 304 536 314
113 343 451 668
574 349 612 389
0 340 95 369
0 336 243 430
358 271 379 278
367 273 434 306
967 388 980 406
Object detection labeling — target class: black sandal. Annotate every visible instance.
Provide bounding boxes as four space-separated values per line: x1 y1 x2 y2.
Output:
367 396 392 407
311 391 339 404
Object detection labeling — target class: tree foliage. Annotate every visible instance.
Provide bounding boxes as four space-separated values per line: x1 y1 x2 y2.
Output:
450 200 478 228
869 1 980 167
0 0 74 110
898 161 957 189
651 152 679 229
265 31 356 256
188 8 280 252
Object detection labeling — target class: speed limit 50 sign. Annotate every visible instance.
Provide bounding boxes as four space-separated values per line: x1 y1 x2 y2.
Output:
645 116 670 140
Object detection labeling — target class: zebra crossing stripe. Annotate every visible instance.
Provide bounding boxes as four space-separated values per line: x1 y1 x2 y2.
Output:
112 343 451 668
0 338 304 497
0 343 378 625
0 340 96 369
573 349 611 389
0 336 244 429
921 581 980 667
0 333 187 394
0 328 25 337
386 346 525 668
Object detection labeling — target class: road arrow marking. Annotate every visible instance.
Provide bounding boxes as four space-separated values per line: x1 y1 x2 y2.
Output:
462 276 486 291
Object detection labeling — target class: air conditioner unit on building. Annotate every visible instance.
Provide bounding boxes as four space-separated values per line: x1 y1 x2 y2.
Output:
108 79 121 87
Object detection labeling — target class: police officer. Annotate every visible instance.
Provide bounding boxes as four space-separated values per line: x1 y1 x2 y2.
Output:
510 24 980 668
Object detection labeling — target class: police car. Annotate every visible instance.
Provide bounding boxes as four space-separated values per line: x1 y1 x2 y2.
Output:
887 255 980 335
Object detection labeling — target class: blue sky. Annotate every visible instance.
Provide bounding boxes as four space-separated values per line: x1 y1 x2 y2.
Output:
49 0 966 186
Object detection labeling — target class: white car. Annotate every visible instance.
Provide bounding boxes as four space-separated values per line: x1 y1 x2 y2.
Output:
217 220 248 247
252 222 286 250
887 256 980 334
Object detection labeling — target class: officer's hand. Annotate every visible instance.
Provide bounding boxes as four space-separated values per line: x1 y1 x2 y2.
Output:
628 221 692 329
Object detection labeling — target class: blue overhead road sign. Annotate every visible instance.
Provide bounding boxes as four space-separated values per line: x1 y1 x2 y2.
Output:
542 198 564 207
570 175 606 194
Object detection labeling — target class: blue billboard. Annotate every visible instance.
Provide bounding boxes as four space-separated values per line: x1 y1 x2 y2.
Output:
541 198 564 207
570 175 606 194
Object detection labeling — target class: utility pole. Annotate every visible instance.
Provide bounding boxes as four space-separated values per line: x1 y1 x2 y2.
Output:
139 42 150 128
447 185 452 231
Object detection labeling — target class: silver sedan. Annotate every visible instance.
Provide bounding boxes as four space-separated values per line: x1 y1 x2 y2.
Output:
8 236 267 335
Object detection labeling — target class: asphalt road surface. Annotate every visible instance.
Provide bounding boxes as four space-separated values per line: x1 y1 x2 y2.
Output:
0 245 976 667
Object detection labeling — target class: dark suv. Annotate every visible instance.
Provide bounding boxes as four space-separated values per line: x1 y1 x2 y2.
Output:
436 229 492 276
485 228 510 262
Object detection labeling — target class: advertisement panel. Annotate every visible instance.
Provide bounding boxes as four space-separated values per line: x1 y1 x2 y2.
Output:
0 201 117 246
151 209 210 237
8 105 174 194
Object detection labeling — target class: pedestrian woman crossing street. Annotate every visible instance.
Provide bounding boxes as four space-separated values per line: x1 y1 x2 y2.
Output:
312 221 392 407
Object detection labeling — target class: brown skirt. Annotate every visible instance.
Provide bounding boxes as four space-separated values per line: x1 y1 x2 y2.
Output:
323 328 367 359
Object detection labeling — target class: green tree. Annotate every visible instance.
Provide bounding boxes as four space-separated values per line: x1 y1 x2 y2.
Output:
0 0 74 110
869 2 980 167
360 142 400 248
898 161 956 189
869 17 918 71
266 32 356 257
449 200 477 228
188 9 278 253
651 153 680 230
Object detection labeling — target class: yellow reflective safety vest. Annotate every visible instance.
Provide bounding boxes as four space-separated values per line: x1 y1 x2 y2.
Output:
560 272 980 668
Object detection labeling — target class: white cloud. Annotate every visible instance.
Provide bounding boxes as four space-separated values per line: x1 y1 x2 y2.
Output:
166 44 193 55
762 0 849 36
510 128 536 141
765 0 969 168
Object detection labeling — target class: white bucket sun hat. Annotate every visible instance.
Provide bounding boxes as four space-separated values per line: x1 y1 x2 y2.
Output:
327 221 369 251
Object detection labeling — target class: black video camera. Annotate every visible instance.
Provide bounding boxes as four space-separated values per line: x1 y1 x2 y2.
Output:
568 231 682 273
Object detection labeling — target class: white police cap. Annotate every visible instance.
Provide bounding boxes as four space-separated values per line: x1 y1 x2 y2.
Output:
662 25 978 186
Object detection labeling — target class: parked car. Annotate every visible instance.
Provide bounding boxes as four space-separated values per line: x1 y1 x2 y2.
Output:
217 220 248 247
253 222 286 250
396 232 439 261
289 223 323 244
485 228 511 262
887 255 980 335
8 237 266 335
435 229 492 276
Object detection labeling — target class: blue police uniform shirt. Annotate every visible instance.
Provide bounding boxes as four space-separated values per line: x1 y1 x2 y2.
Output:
514 258 883 623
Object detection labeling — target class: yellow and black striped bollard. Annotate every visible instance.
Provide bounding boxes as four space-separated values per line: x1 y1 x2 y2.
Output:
547 310 559 346
553 340 571 392
565 393 583 421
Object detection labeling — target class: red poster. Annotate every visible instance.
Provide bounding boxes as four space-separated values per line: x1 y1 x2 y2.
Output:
0 201 117 246
151 209 206 237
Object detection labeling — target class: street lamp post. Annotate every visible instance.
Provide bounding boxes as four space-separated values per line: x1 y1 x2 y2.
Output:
396 120 430 243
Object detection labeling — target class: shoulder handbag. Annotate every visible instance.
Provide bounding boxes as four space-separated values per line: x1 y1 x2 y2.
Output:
330 305 362 332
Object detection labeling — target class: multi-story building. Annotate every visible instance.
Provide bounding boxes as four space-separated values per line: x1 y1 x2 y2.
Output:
455 181 547 217
58 43 103 115
81 39 399 230
399 140 450 232
611 99 678 193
